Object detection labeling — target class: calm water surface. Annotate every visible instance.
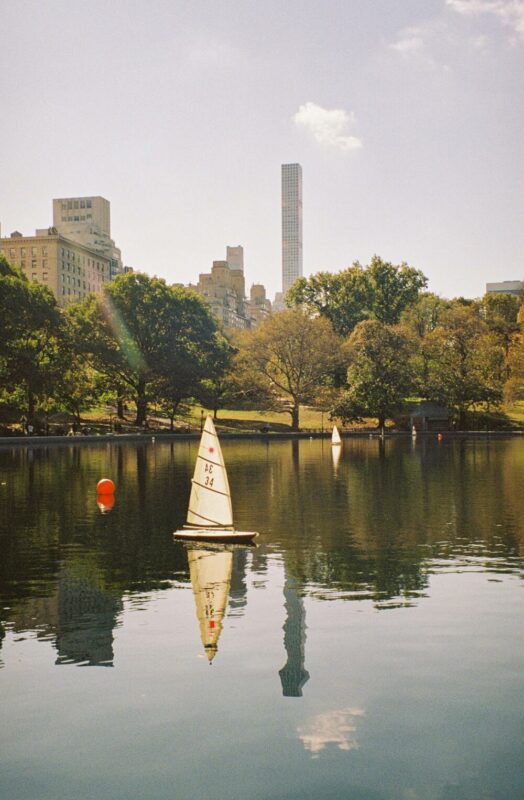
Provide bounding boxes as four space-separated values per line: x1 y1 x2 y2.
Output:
1 436 523 800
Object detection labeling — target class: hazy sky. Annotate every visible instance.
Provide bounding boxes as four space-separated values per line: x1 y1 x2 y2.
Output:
1 0 522 299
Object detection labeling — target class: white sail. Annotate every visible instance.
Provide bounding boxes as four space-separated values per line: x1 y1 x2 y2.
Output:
188 548 233 662
331 425 342 446
186 416 233 529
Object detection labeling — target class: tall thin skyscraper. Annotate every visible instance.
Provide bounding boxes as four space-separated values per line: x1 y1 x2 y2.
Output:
281 163 303 293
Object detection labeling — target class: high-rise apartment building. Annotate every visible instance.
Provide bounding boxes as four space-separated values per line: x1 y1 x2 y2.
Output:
53 196 123 279
281 163 303 293
190 247 271 328
194 260 250 328
53 196 110 234
226 245 244 273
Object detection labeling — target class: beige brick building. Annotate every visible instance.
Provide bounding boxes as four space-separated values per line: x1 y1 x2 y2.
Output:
0 228 110 306
190 245 272 329
194 260 250 328
52 196 123 279
247 284 272 325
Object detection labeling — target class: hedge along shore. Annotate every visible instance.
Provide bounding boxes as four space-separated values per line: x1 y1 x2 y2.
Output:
1 429 523 449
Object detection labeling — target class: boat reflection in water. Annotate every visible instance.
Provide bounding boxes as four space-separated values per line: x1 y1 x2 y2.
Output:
331 443 341 474
187 546 233 663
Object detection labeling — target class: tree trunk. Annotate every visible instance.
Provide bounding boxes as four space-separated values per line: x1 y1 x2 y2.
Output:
377 416 385 430
291 404 300 431
27 389 35 423
458 408 466 430
169 413 174 432
213 406 219 420
116 394 125 420
135 379 147 426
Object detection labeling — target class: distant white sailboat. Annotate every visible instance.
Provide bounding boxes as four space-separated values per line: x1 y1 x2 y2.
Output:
174 416 258 543
187 547 233 663
331 425 342 446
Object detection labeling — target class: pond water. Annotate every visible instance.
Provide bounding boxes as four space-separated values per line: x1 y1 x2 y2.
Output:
0 436 523 800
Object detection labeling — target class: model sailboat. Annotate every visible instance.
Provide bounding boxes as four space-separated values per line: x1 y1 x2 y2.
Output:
331 425 342 446
174 416 258 543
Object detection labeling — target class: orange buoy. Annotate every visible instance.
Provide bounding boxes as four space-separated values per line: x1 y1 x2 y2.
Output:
97 478 115 494
97 493 115 513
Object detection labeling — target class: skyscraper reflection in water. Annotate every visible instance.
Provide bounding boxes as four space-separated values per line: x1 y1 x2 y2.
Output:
279 577 309 697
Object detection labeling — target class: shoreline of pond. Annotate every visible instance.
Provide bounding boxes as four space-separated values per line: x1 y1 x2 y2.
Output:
1 429 523 448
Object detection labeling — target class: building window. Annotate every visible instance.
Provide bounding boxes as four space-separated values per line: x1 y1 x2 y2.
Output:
42 246 47 256
87 200 92 208
9 248 15 257
31 273 37 281
31 247 37 256
31 259 37 268
21 260 26 269
73 200 78 209
42 272 48 281
68 201 72 209
80 200 85 208
21 248 26 257
87 214 92 220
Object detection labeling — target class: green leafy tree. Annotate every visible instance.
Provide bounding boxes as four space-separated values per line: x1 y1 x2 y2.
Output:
332 320 415 429
286 256 427 335
235 309 342 430
480 293 521 380
400 293 450 393
285 266 371 336
366 255 427 324
425 305 503 428
0 256 66 424
71 274 221 426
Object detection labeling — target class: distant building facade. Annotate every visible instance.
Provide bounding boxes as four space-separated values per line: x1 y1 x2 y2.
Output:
281 163 303 294
191 247 271 329
486 280 523 297
247 284 272 325
226 245 244 272
53 196 123 280
194 259 250 328
0 228 110 306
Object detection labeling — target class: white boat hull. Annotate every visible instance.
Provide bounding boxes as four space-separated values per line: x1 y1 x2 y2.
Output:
174 528 258 543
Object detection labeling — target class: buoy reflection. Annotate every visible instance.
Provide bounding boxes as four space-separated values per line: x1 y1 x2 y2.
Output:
97 493 115 513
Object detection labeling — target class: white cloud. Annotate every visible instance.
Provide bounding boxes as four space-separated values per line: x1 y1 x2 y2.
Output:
293 102 363 151
389 27 426 56
388 25 449 69
447 0 524 39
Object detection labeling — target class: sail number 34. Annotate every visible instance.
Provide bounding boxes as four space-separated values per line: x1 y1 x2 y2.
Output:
204 462 214 487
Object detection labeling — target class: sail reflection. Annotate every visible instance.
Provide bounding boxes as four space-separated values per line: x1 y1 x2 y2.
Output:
331 444 342 473
187 547 233 663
